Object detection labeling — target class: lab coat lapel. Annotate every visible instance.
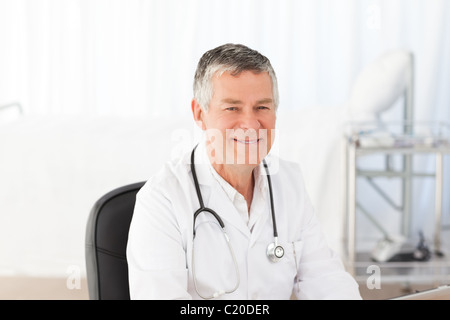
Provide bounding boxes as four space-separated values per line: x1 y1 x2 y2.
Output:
248 200 270 247
205 182 251 239
248 166 271 247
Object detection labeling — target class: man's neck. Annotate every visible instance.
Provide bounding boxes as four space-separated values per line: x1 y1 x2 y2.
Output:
211 161 256 211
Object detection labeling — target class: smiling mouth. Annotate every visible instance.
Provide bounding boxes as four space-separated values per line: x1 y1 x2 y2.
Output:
233 138 261 144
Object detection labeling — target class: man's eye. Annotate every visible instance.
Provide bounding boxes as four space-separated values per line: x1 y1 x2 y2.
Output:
257 106 269 110
226 107 237 111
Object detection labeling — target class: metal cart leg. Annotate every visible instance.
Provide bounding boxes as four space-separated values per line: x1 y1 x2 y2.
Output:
402 52 414 238
401 154 413 237
435 152 443 256
347 141 357 275
341 136 348 257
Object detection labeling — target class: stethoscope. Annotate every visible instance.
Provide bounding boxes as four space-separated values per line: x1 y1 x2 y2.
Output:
190 144 284 299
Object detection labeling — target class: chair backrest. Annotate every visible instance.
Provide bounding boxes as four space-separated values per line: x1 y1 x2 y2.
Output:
85 181 145 300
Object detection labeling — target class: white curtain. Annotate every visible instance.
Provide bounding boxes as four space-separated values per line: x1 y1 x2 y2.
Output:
1 0 448 119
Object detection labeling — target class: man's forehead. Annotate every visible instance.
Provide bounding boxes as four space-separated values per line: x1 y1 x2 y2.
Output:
212 71 273 91
219 97 274 105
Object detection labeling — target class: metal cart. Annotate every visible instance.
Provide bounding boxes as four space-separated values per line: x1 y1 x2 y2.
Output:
342 55 450 284
343 122 450 283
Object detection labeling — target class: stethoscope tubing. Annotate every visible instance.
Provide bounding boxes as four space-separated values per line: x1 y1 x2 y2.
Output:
190 144 279 238
190 144 282 299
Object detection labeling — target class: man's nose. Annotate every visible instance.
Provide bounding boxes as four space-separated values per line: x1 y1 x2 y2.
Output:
238 112 261 130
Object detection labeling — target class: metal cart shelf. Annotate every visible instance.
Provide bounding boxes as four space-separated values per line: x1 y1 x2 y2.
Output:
342 122 450 284
352 252 450 284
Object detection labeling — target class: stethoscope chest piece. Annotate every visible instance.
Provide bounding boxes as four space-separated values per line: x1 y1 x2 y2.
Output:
266 239 284 263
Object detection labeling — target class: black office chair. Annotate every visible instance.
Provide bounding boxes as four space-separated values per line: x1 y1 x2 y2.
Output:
85 181 146 300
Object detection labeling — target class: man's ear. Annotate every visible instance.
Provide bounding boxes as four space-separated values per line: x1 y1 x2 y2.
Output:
191 98 206 130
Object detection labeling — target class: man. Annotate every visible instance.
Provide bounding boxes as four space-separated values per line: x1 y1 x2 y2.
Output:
126 43 362 299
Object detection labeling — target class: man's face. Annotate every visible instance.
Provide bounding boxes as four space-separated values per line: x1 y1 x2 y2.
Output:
194 70 276 167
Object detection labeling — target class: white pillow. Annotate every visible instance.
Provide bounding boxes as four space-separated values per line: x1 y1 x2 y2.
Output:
347 49 412 122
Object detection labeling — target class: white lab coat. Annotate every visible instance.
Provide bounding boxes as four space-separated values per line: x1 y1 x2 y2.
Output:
126 142 362 300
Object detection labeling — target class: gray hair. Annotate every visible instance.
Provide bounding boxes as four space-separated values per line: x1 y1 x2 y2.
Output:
193 43 279 112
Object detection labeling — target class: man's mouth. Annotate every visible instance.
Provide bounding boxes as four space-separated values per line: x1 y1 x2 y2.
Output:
233 138 261 144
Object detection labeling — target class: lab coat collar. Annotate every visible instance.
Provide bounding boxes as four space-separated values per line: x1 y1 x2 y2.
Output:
208 153 269 207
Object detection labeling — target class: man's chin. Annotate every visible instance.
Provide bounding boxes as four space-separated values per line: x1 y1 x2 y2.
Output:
225 151 265 166
205 141 270 166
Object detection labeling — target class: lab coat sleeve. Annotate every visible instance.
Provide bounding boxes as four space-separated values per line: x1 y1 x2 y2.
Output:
126 179 191 300
292 166 362 300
